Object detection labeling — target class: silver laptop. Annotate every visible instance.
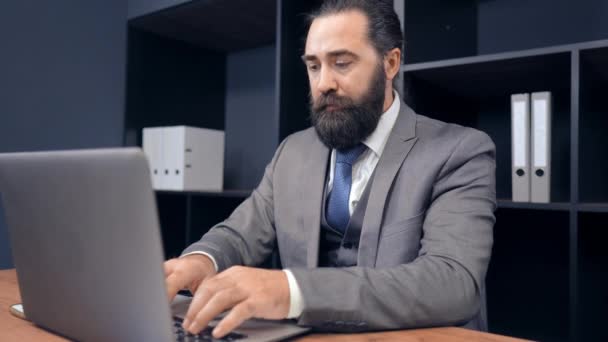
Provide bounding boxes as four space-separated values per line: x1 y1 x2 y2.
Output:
0 147 310 342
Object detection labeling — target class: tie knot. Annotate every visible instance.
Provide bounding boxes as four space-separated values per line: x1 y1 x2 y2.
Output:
336 143 367 165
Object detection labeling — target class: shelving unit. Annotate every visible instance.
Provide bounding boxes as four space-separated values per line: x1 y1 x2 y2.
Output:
124 0 320 258
124 1 608 341
400 1 608 339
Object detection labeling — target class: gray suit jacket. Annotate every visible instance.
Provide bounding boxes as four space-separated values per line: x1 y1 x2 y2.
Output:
183 101 496 332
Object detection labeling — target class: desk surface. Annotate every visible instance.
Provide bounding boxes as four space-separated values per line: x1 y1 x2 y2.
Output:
0 269 527 341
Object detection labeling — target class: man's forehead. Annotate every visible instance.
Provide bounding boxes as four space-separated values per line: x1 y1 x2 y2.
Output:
305 10 370 57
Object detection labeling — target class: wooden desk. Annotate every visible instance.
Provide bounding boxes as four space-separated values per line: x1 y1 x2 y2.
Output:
1 269 527 341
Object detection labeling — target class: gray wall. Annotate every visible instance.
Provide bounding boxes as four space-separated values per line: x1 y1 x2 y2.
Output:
224 45 278 190
0 1 127 269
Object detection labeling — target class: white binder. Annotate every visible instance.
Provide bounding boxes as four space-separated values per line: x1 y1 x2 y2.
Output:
142 127 164 190
511 93 531 202
162 127 183 191
530 91 552 203
143 126 224 191
181 126 224 191
162 126 224 191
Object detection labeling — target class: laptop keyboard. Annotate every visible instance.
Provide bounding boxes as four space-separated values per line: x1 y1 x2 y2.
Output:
173 317 247 341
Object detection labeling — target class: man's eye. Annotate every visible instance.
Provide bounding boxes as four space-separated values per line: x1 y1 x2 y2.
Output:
335 61 351 69
307 64 320 71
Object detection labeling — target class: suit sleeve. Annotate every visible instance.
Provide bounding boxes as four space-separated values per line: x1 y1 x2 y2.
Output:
180 138 289 271
288 129 496 331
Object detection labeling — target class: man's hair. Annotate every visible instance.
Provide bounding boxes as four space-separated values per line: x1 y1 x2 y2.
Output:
308 0 403 59
307 0 404 89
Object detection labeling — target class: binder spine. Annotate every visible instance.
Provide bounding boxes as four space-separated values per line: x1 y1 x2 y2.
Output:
511 93 531 202
531 91 552 203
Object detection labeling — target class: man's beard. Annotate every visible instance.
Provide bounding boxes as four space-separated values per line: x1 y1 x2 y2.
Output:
309 64 386 150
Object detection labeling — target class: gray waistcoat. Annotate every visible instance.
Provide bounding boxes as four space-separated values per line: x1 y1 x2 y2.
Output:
318 170 374 267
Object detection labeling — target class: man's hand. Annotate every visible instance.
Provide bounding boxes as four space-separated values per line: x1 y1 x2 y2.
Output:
183 266 290 339
164 254 217 302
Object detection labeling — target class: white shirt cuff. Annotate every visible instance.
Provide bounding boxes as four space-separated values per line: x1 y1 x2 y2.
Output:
283 269 304 319
181 251 219 272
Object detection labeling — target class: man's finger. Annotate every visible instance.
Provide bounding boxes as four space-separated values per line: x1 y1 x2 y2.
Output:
183 280 219 329
163 259 178 277
186 288 246 335
212 301 255 338
165 272 189 302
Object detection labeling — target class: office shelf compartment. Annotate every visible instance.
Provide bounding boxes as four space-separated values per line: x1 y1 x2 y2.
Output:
126 26 279 191
129 0 276 52
579 45 608 202
186 194 248 245
486 209 570 342
402 0 608 64
155 192 249 260
125 28 226 138
403 51 571 202
156 192 189 259
577 212 608 341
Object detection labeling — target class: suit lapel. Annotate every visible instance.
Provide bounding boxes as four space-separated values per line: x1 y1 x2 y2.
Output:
358 102 418 267
300 137 330 268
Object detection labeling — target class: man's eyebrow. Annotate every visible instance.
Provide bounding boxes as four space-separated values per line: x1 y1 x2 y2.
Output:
301 54 318 62
301 50 359 62
326 50 358 59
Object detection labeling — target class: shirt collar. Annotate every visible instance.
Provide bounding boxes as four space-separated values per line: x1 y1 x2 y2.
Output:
362 90 401 157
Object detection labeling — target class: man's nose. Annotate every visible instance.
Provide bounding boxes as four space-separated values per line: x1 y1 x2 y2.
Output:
316 66 337 94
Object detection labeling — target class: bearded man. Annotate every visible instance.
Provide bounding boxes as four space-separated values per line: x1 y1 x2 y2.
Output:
164 0 496 338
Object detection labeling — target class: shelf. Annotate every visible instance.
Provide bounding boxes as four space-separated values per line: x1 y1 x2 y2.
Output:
156 189 251 198
403 44 568 73
577 203 608 213
497 200 571 211
403 39 608 73
129 0 277 51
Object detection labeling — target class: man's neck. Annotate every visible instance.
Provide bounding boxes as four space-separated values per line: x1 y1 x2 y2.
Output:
383 88 395 113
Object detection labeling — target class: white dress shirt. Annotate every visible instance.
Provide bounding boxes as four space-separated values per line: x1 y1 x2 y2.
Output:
185 92 401 319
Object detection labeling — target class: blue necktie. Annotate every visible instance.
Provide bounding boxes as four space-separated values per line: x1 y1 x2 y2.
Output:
326 143 367 233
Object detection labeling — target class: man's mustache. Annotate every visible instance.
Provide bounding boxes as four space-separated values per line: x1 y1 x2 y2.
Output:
313 93 356 112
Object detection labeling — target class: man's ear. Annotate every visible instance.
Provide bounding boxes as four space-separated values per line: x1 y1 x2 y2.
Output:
384 48 401 82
